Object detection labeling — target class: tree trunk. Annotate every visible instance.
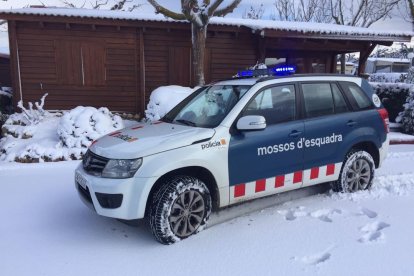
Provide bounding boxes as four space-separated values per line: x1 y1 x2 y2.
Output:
340 54 346 74
191 23 206 86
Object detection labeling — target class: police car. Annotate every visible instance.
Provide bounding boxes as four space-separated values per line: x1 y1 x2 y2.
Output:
75 66 389 244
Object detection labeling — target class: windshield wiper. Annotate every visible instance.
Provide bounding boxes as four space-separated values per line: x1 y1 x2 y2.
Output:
175 119 197 127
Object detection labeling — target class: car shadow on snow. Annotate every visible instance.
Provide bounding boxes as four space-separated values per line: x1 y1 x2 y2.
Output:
43 192 157 247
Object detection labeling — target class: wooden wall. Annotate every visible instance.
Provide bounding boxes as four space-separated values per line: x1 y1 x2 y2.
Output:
143 28 257 104
0 57 11 87
14 21 140 113
12 21 257 114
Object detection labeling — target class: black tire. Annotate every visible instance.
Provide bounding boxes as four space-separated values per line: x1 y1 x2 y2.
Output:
332 149 375 193
149 176 212 245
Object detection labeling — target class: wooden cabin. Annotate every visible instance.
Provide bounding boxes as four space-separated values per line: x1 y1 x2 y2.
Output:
0 8 411 114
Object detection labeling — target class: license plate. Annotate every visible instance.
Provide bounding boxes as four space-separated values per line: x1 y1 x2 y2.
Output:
75 171 88 190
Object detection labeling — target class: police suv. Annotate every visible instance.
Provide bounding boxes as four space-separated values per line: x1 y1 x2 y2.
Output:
75 67 389 244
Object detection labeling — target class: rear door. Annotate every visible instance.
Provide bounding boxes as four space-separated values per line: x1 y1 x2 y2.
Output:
301 82 353 187
228 83 305 203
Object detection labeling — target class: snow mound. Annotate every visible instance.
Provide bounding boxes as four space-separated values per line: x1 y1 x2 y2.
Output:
145 86 195 121
57 106 123 148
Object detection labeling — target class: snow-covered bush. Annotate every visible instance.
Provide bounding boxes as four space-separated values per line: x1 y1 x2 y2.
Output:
396 87 414 134
145 86 195 121
368 73 407 83
406 67 414 84
57 106 124 149
17 93 49 125
1 93 50 138
370 82 411 122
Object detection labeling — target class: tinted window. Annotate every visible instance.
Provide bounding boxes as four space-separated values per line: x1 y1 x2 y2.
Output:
302 83 334 118
341 82 372 110
332 83 348 113
243 84 296 125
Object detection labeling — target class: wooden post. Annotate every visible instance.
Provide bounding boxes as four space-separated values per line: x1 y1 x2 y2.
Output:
358 43 377 77
255 35 266 64
138 28 146 115
7 20 21 110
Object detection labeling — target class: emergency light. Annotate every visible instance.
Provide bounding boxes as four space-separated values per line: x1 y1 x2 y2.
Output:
236 65 296 78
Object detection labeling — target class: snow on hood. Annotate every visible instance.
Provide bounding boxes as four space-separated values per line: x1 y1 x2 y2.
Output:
89 121 215 159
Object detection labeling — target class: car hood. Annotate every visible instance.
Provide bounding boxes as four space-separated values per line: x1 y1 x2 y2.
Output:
89 121 215 159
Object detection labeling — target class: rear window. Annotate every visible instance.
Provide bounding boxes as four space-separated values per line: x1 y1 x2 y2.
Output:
340 82 372 110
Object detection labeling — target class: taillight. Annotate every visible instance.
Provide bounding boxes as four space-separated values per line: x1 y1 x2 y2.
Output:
377 108 389 133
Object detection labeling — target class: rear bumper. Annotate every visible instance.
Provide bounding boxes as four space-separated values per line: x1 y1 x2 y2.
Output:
378 135 390 168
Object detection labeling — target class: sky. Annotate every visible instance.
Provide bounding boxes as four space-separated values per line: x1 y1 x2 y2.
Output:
0 0 412 53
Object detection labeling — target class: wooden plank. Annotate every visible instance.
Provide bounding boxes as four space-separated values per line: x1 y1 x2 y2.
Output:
8 20 21 106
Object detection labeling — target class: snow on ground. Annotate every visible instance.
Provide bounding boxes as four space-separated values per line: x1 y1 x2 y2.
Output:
389 132 414 144
0 144 413 275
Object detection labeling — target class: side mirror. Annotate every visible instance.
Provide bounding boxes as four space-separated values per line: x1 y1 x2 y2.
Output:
237 115 266 131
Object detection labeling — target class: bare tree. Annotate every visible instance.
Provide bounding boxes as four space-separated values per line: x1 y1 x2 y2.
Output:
61 0 143 10
398 0 414 30
148 0 241 86
273 0 331 23
329 0 401 28
243 3 265 20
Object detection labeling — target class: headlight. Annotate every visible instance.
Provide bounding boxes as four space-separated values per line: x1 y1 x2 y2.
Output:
102 158 142 179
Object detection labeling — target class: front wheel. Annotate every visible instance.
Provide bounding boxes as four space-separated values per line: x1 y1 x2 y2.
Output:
332 150 375 193
149 176 212 245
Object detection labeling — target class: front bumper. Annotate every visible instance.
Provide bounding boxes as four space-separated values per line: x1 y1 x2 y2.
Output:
74 164 156 220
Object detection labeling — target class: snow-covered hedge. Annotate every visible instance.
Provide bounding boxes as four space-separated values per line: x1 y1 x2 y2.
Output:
145 85 195 121
370 82 412 122
57 106 123 149
0 106 124 162
368 73 407 83
1 93 49 138
396 87 414 135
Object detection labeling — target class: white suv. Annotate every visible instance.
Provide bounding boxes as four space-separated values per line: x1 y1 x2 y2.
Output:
75 73 389 244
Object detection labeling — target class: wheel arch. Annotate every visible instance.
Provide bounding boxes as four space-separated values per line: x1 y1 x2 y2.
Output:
145 166 220 217
347 141 380 168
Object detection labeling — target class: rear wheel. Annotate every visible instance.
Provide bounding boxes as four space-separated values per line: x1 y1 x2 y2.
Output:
332 150 375 193
149 176 212 245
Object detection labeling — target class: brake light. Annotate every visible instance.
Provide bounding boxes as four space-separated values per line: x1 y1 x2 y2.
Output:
377 108 389 133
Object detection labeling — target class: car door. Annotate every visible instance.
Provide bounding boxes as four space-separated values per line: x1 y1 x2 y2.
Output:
228 83 305 203
301 82 353 187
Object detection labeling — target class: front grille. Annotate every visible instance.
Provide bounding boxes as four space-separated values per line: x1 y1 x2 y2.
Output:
83 150 109 176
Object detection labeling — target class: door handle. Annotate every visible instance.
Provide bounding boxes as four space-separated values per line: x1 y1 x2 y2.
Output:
347 120 357 127
289 130 302 138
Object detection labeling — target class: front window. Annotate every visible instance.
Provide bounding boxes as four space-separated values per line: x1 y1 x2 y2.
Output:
162 85 251 128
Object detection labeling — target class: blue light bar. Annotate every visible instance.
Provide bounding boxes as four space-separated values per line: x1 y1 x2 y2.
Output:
236 65 296 78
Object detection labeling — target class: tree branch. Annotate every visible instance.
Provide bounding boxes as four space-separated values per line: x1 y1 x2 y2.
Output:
213 0 241 17
207 0 224 16
147 0 186 20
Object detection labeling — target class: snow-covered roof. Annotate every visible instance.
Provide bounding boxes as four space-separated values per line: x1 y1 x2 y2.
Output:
0 8 412 40
368 57 410 63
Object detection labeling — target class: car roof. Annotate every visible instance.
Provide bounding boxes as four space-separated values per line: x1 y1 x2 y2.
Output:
210 74 361 86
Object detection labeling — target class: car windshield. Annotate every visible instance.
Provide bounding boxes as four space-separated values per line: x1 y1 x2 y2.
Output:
162 85 251 128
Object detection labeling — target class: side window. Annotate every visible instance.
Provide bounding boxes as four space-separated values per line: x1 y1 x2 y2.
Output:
340 82 372 110
244 84 296 125
332 83 348 113
302 83 334 118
